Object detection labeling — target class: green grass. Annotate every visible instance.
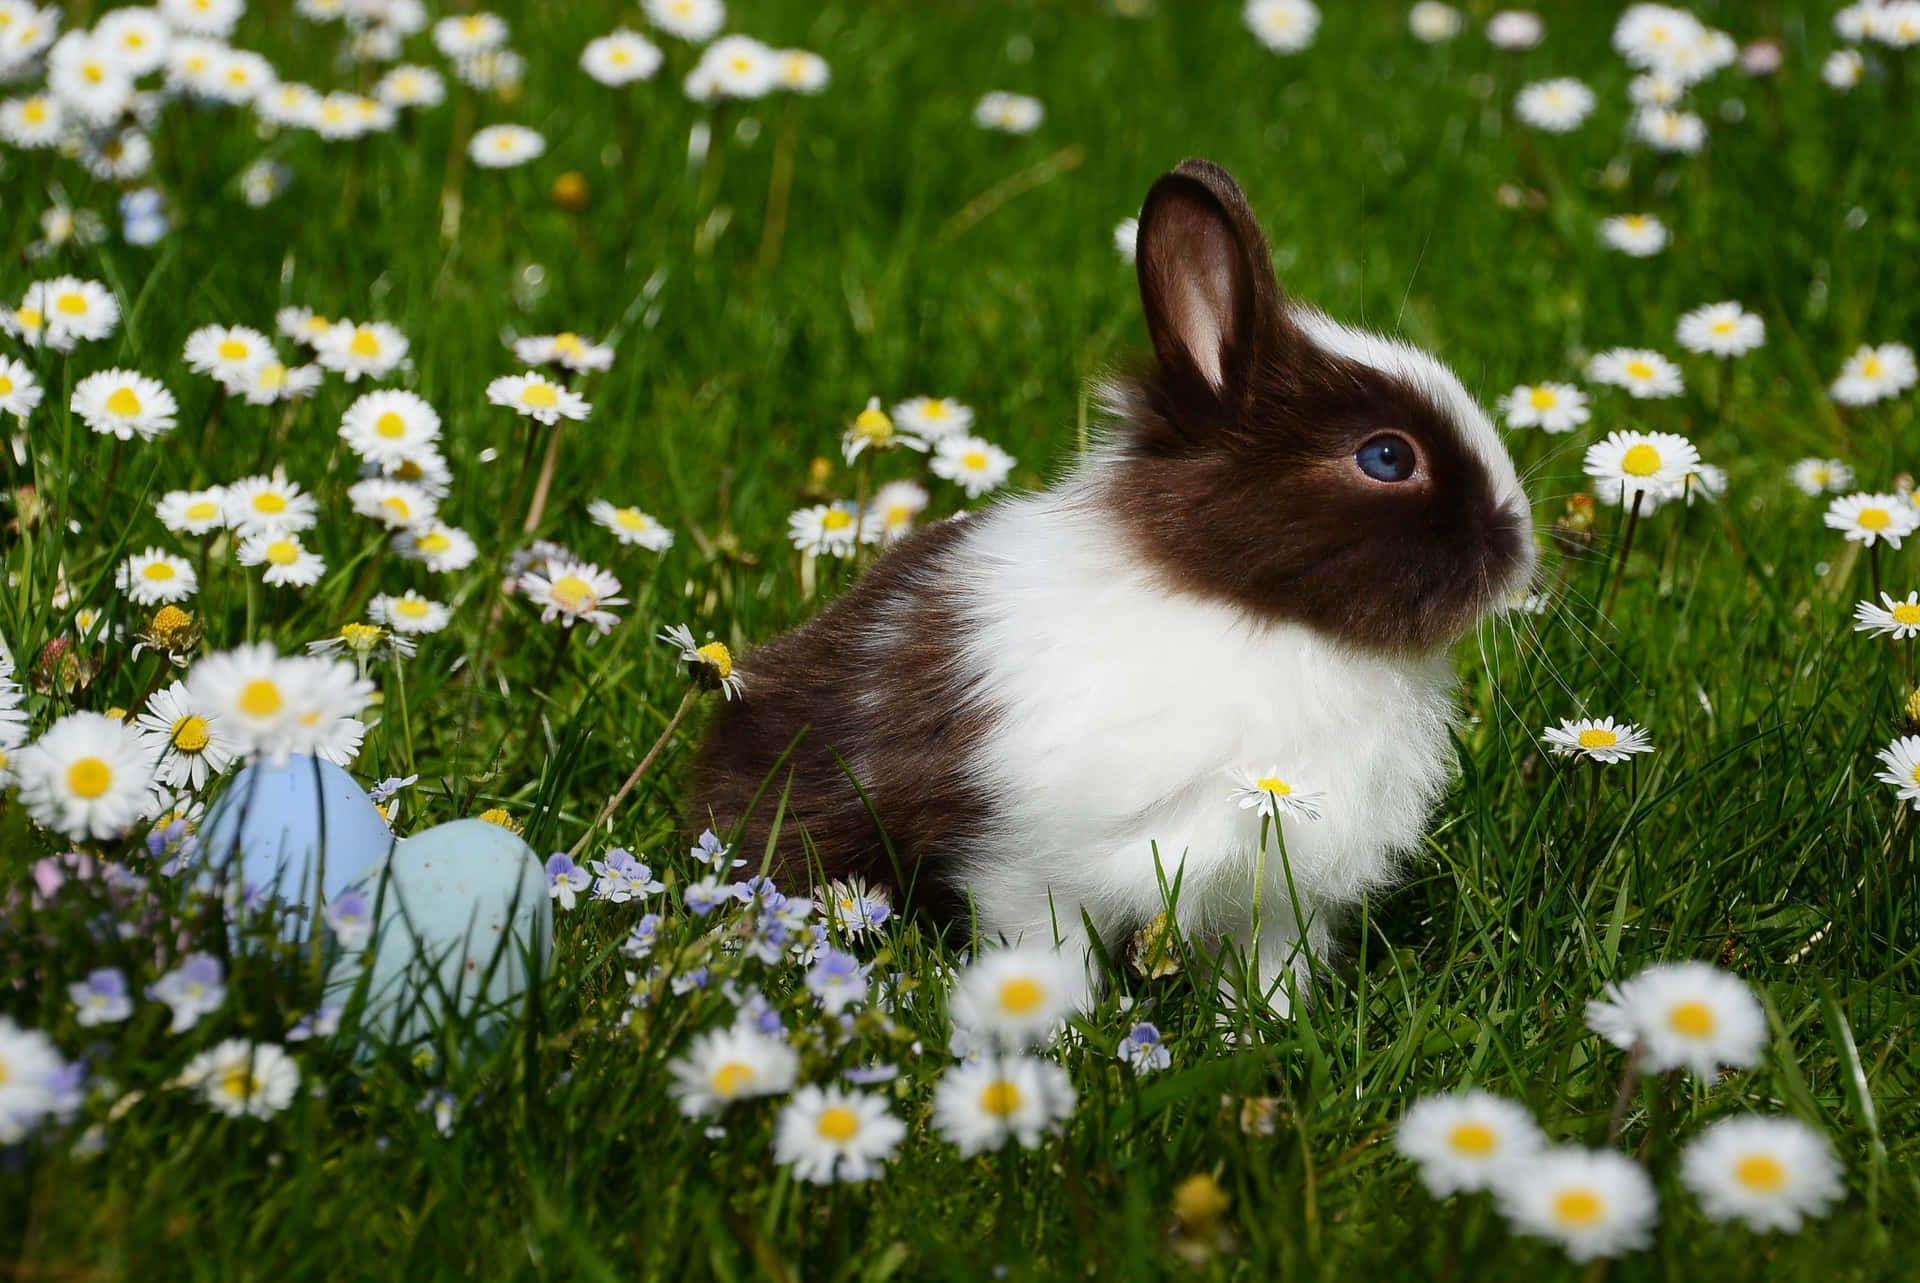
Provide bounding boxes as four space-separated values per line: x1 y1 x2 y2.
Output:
4 0 1920 1278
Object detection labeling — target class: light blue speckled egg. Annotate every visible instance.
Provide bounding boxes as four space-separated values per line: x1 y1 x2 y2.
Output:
200 756 395 917
323 818 552 1048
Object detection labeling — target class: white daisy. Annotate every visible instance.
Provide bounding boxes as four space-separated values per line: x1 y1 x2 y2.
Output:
931 435 1016 498
229 360 323 406
0 1016 65 1144
236 532 327 588
1583 430 1699 509
1679 1115 1844 1232
892 395 973 441
1633 106 1707 153
452 48 524 92
280 656 373 765
520 559 625 633
588 500 674 551
48 34 135 127
659 623 745 699
469 123 546 169
581 29 661 85
160 0 244 39
1408 3 1463 43
932 1055 1077 1156
1541 716 1655 764
773 1085 906 1184
1585 959 1767 1078
205 47 275 105
486 371 589 423
973 90 1044 133
431 11 507 59
1676 302 1765 357
1515 78 1595 132
1824 492 1918 548
370 590 451 635
1114 215 1140 264
156 488 226 536
81 129 153 182
0 93 64 148
0 355 43 420
222 472 318 536
1613 4 1706 70
1585 350 1685 400
1874 734 1920 811
393 523 478 573
866 479 929 546
1501 382 1588 433
841 396 927 463
1829 343 1917 406
96 3 170 74
1788 458 1854 496
699 34 778 99
1600 213 1669 257
643 0 724 43
1485 9 1545 49
178 1039 300 1119
71 369 178 441
774 48 829 93
511 331 614 373
184 642 315 762
312 319 409 382
788 502 863 558
117 548 198 606
375 64 445 109
27 276 121 349
183 324 274 384
135 680 237 792
949 944 1089 1050
1855 591 1920 640
1228 765 1327 821
1823 48 1865 90
165 35 227 98
339 389 441 467
1396 1089 1547 1196
13 711 159 841
1628 72 1684 107
275 305 334 348
1244 0 1321 52
347 477 437 531
668 1026 798 1117
1492 1147 1658 1263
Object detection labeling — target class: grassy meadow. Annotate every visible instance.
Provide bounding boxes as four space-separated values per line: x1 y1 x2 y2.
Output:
2 0 1918 1279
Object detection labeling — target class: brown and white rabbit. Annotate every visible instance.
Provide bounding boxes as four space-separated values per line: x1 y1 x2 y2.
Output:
690 159 1535 1011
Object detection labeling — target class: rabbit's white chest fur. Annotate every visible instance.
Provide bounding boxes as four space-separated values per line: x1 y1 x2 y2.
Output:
943 466 1459 977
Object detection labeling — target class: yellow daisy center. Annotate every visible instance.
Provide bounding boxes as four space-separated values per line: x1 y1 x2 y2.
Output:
710 1062 754 1096
979 1080 1023 1117
460 15 484 34
821 509 854 531
418 532 451 553
1667 1000 1716 1038
614 508 650 531
548 575 594 612
239 679 283 717
998 977 1043 1015
349 328 381 357
217 339 249 360
394 597 430 619
252 492 288 514
15 307 42 330
185 500 217 521
729 55 753 73
171 715 211 753
218 1067 262 1101
610 47 631 65
380 496 411 520
1857 507 1890 531
105 386 142 417
1528 387 1557 409
82 62 105 84
1552 1189 1605 1228
1620 444 1662 477
1623 360 1656 383
257 363 287 390
1710 319 1735 335
1909 762 1920 787
340 623 384 651
1256 776 1292 796
1578 728 1618 749
1448 1122 1497 1156
696 641 732 677
23 99 47 124
961 451 988 471
0 375 12 395
265 540 299 566
1861 356 1883 379
1622 215 1647 231
885 504 914 528
816 1107 859 1142
1734 1154 1787 1193
142 561 176 581
553 332 583 355
923 399 950 419
1893 604 1920 626
66 757 113 799
520 382 559 408
853 407 893 441
369 411 410 440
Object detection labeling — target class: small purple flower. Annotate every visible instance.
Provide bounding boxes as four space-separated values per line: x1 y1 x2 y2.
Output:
669 966 710 995
805 949 871 1014
323 890 374 951
287 1006 343 1042
69 968 132 1027
589 849 666 904
684 876 743 916
1118 1021 1171 1074
620 913 662 960
692 828 745 871
46 1060 87 1123
844 1063 899 1085
148 953 225 1033
790 921 828 966
419 1089 456 1137
545 854 590 911
368 774 418 804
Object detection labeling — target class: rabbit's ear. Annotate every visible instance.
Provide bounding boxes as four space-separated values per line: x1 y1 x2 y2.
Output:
1135 159 1285 406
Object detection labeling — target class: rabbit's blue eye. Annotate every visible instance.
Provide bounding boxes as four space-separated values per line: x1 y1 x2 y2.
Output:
1355 434 1416 482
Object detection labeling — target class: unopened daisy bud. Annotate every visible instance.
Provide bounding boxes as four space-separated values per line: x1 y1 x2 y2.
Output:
841 396 927 464
1903 687 1920 728
552 171 589 212
134 604 201 666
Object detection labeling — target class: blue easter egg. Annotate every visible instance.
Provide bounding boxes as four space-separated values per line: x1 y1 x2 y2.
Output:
323 819 552 1049
201 756 396 917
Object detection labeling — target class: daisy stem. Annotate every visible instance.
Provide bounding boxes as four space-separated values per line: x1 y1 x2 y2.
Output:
540 622 576 692
1436 1198 1467 1283
1603 1041 1645 1147
1599 490 1646 623
566 689 699 859
1869 543 1883 605
199 393 225 464
439 89 476 243
392 656 415 776
521 420 566 535
101 437 124 514
851 452 873 567
1250 813 1270 995
755 102 799 276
